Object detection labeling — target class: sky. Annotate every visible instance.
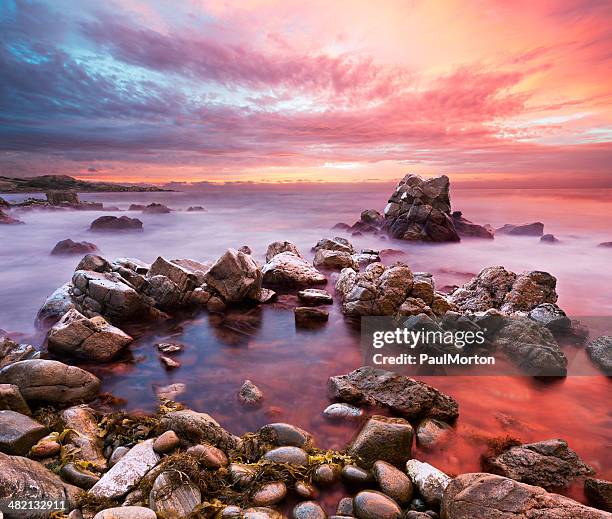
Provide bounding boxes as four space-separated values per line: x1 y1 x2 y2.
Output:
0 0 611 186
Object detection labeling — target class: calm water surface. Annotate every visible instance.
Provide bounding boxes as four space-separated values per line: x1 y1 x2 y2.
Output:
0 185 610 507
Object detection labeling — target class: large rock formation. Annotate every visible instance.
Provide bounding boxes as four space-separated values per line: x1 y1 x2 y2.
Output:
382 174 460 242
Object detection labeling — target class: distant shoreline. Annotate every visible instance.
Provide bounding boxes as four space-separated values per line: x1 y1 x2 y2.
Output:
0 175 171 194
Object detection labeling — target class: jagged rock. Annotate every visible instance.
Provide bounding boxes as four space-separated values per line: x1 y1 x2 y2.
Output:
441 473 611 519
89 439 160 499
148 256 198 293
360 209 385 227
204 248 263 303
61 405 107 470
496 222 544 236
259 423 314 449
90 215 143 232
348 415 414 469
541 233 560 243
78 254 112 272
0 359 100 403
142 202 171 214
528 303 571 332
382 174 459 242
329 367 459 421
93 506 157 519
313 248 357 270
298 288 333 305
149 471 201 516
0 336 37 369
159 410 237 450
266 241 303 262
262 252 327 288
452 211 494 239
51 239 99 256
405 460 451 506
313 237 355 254
415 418 453 448
0 383 31 415
501 271 558 313
0 451 80 518
238 379 263 407
353 490 402 519
586 336 612 374
0 410 47 455
585 478 612 512
373 460 413 506
47 309 133 361
36 282 76 327
352 249 381 269
484 439 593 490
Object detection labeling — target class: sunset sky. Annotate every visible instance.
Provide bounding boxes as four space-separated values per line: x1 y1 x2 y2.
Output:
1 0 611 186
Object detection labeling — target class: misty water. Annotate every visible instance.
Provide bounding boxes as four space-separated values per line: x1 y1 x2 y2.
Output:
0 185 611 506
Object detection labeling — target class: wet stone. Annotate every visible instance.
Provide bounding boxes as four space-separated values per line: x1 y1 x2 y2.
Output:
337 496 354 515
153 430 180 453
353 490 402 519
323 403 364 420
251 481 287 506
264 446 308 466
238 379 264 407
0 409 47 456
259 422 314 448
293 500 326 519
156 342 183 353
60 462 100 489
372 460 413 506
341 464 372 487
312 463 340 486
295 481 317 499
186 443 228 468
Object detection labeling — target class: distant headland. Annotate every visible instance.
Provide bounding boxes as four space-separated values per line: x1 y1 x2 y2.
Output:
0 175 170 193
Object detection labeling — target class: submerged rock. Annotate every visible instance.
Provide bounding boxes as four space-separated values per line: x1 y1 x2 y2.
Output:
295 306 329 327
238 379 264 407
496 222 544 236
0 410 47 455
90 215 143 232
323 402 364 420
452 211 494 239
483 438 593 490
142 202 171 214
540 233 560 243
262 252 327 288
51 239 99 256
329 367 459 421
441 473 610 519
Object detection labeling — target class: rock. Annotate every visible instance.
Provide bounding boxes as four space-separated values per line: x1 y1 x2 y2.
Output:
155 382 186 401
60 462 100 489
244 507 286 519
142 202 171 214
0 383 31 415
323 403 364 420
295 481 317 499
252 481 287 506
77 254 112 272
451 211 494 239
295 306 329 327
221 505 243 517
93 506 157 519
0 451 80 517
61 405 107 470
90 215 143 232
313 464 340 486
229 463 257 488
353 490 402 519
186 443 228 468
0 336 37 369
360 209 385 227
313 237 355 254
47 191 79 205
156 342 183 354
30 435 61 458
337 496 355 515
352 249 382 268
382 174 459 242
259 423 314 449
239 245 253 254
36 282 76 327
47 309 133 361
528 303 571 332
496 222 544 236
159 355 180 369
501 271 558 313
298 288 333 305
159 409 237 450
0 359 100 403
187 206 207 212
149 471 201 516
51 239 99 256
109 446 129 467
585 478 612 512
293 501 326 519
264 446 308 465
540 233 560 243
128 204 145 211
348 415 413 469
263 252 327 288
415 419 452 449
483 438 593 490
441 472 611 519
314 249 357 270
586 336 612 374
0 208 23 224
405 460 450 506
332 222 351 231
153 430 180 453
328 367 459 421
0 410 47 455
89 439 160 499
266 241 304 262
148 256 199 293
598 241 612 248
341 464 373 487
204 248 263 303
238 379 264 407
373 460 413 506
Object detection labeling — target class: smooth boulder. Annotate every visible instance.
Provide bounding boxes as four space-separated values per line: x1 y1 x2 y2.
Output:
262 252 327 288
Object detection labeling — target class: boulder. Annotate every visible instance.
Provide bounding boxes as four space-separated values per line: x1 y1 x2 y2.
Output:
46 191 79 205
348 415 414 469
352 249 382 269
251 481 287 506
262 252 327 288
266 241 303 262
51 239 99 256
263 446 308 466
483 439 594 490
360 209 385 227
329 367 459 421
0 410 47 455
148 256 199 293
415 418 453 449
441 472 611 519
540 233 560 244
0 208 23 224
78 254 112 272
298 288 333 305
353 490 402 519
313 237 355 254
0 451 80 518
149 471 201 516
496 222 544 236
47 309 133 361
528 303 571 332
259 423 314 449
61 405 107 470
0 359 100 403
313 248 357 270
159 409 237 450
90 215 143 232
295 306 329 327
405 459 451 506
452 211 494 239
93 507 156 519
382 174 460 242
142 202 171 214
372 460 413 506
585 478 612 512
36 282 76 327
0 383 31 415
204 248 263 303
89 439 160 499
0 336 37 369
586 336 612 374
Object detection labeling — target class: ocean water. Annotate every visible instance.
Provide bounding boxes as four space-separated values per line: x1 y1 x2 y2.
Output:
0 185 610 507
